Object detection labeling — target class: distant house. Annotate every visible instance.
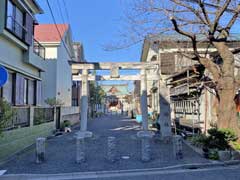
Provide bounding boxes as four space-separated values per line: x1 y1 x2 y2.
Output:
0 0 45 106
140 35 240 133
100 84 130 112
34 24 74 106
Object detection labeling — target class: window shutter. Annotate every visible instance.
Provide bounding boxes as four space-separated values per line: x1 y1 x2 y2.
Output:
35 80 42 106
24 13 33 45
15 73 24 105
160 53 176 75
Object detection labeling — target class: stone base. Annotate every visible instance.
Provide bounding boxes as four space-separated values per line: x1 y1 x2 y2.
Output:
75 131 93 138
36 137 46 164
137 131 154 139
162 136 172 144
218 150 231 161
76 136 85 164
231 151 240 160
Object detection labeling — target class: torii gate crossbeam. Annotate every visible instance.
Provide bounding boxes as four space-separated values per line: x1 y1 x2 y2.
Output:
71 62 159 138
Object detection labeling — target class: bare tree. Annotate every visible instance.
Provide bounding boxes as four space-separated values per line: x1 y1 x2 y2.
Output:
120 0 240 133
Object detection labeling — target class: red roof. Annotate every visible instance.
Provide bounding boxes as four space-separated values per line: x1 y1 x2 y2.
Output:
34 24 69 42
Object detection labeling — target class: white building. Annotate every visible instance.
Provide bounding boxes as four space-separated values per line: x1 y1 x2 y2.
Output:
34 24 74 106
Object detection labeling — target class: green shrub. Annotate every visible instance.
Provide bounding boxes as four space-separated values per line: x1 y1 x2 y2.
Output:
202 128 238 151
219 128 238 142
231 141 240 151
190 134 207 147
208 149 219 160
45 98 64 107
0 98 15 135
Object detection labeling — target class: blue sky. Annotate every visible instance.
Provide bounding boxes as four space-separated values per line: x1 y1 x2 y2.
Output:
36 0 141 91
36 0 142 63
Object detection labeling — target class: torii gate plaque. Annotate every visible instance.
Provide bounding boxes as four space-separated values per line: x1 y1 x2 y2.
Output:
71 62 160 138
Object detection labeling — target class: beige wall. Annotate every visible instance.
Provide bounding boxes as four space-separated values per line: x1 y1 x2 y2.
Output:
0 36 40 78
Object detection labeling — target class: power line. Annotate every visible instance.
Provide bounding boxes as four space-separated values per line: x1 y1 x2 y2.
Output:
62 0 71 24
61 0 76 42
46 0 73 60
56 0 66 24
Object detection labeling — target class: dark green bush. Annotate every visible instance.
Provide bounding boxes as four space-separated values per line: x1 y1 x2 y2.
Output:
219 128 238 142
0 98 15 134
231 141 240 151
190 134 207 147
202 128 238 151
208 149 219 160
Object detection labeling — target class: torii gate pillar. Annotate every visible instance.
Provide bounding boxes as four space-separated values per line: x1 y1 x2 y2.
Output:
137 68 154 138
76 69 92 138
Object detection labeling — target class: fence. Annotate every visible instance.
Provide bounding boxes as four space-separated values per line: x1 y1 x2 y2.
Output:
33 107 54 125
3 107 54 130
4 107 30 130
3 106 80 131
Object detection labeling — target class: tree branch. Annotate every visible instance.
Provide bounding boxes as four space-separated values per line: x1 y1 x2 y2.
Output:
198 0 211 25
225 3 240 33
171 0 208 25
170 17 198 57
210 0 231 34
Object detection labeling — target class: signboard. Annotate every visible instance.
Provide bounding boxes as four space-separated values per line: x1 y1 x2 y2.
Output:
110 65 119 78
0 66 8 87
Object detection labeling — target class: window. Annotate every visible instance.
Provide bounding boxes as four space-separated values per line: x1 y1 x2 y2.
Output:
23 78 28 104
160 53 176 75
6 0 27 40
28 80 35 105
2 72 13 104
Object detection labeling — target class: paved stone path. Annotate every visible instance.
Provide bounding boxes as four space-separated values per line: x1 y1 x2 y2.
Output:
1 115 209 174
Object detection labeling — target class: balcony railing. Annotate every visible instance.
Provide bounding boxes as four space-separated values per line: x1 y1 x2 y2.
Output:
6 16 27 41
34 39 45 59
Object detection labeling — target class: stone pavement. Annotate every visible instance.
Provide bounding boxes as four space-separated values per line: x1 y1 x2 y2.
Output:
0 115 209 174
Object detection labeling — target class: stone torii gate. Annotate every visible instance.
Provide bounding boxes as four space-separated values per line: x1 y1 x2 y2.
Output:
71 62 160 138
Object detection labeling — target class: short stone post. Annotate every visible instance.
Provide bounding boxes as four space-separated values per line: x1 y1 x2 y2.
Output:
76 136 85 163
36 137 46 164
141 137 151 162
173 135 183 159
107 136 117 162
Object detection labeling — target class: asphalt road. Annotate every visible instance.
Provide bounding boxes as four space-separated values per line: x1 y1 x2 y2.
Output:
75 166 240 180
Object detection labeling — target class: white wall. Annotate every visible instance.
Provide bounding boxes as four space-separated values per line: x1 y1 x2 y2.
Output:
44 47 58 59
56 41 72 106
41 59 57 104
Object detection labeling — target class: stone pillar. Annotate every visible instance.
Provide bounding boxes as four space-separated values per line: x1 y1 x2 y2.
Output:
80 69 88 131
141 137 151 162
173 135 183 159
77 69 92 138
140 68 148 131
107 136 117 162
76 136 85 163
36 137 46 164
137 69 154 160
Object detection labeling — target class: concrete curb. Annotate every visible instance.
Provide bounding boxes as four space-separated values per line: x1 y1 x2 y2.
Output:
1 160 240 180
